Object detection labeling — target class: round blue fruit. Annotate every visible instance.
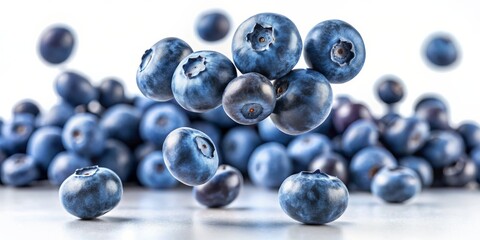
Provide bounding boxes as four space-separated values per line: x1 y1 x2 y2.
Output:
48 152 92 186
371 167 421 204
38 25 75 64
62 113 106 157
424 33 459 67
248 142 292 189
163 127 219 186
279 170 349 225
1 154 40 187
55 71 97 107
59 166 123 219
137 151 178 189
304 19 365 84
196 10 230 42
232 12 302 80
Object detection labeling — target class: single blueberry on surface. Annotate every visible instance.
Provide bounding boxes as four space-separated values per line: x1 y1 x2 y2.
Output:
196 10 230 42
371 167 422 203
304 19 365 84
222 73 276 125
38 25 75 64
248 142 292 189
163 127 219 186
278 170 349 225
271 69 333 135
232 12 302 80
193 164 243 208
424 33 459 68
59 166 123 219
136 37 193 101
172 51 237 113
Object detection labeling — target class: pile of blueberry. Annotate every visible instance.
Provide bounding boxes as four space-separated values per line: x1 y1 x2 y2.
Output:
0 10 473 225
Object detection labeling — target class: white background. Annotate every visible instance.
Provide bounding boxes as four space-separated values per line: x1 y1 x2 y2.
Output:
0 0 479 127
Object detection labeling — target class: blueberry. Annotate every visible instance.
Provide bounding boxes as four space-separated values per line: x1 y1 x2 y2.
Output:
1 154 40 187
163 127 219 186
279 170 348 225
381 116 430 157
139 103 189 147
62 113 106 157
420 130 465 168
332 101 374 134
190 121 222 148
13 99 41 117
399 156 434 188
100 104 142 148
439 155 476 188
221 126 262 174
193 164 243 208
94 139 134 183
414 95 450 130
26 126 65 173
349 146 397 191
37 101 75 128
341 119 379 157
196 10 230 42
2 114 36 155
257 117 294 145
222 73 276 125
287 133 332 172
172 50 237 112
136 37 193 101
271 69 333 135
308 152 349 184
248 142 292 189
38 25 75 64
200 105 238 129
304 19 365 84
47 152 92 186
371 167 421 203
59 166 122 219
469 147 480 183
0 149 7 184
232 12 302 80
97 77 126 108
424 33 459 68
55 71 98 107
456 121 480 152
137 151 178 189
375 75 405 106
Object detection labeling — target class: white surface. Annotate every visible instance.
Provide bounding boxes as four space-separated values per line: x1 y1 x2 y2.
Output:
1 183 480 240
0 0 479 125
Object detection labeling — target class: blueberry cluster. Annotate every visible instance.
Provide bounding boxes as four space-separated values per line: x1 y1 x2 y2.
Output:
0 10 471 225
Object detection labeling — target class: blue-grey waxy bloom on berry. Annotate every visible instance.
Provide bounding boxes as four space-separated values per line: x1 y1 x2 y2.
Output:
136 38 193 101
163 127 219 186
222 73 276 125
304 19 365 84
270 69 333 135
232 12 302 80
278 170 349 225
172 50 237 113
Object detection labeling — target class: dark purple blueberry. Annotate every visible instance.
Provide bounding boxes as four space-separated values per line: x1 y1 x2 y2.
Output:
38 25 75 64
332 101 375 134
375 75 405 105
196 10 231 42
59 166 122 219
371 166 421 203
456 121 480 152
440 155 476 188
279 170 348 225
97 78 126 108
13 99 41 117
309 152 348 184
193 164 243 208
414 95 450 130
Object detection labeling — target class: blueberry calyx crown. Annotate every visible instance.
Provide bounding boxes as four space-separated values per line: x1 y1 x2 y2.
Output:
275 82 288 98
14 124 28 135
331 39 354 66
183 56 207 78
247 23 275 51
72 129 84 143
75 165 99 177
195 136 215 158
139 48 153 72
241 103 263 119
300 169 330 178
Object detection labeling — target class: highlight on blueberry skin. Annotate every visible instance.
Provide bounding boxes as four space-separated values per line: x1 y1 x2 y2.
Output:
304 19 366 84
38 24 75 64
193 164 243 208
196 10 231 42
371 166 422 204
222 72 276 125
162 127 219 186
270 69 333 135
232 12 302 80
423 32 459 68
136 37 193 101
172 50 237 113
59 165 123 219
278 170 349 225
